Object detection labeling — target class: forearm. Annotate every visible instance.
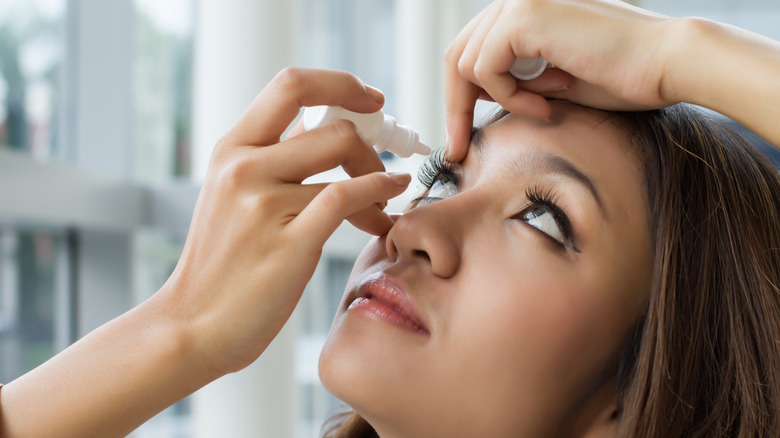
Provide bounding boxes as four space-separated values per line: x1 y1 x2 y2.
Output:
0 290 216 437
664 17 780 147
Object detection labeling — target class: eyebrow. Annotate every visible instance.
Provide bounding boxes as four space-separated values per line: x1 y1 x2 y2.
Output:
471 128 608 219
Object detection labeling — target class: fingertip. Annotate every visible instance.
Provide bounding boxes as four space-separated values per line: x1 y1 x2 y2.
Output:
364 85 385 105
388 172 412 186
445 118 471 162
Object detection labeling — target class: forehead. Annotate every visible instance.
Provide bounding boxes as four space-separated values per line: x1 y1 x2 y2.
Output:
471 102 644 202
477 102 637 166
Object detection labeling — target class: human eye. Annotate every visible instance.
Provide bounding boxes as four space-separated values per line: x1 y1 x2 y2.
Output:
412 150 460 204
519 187 579 252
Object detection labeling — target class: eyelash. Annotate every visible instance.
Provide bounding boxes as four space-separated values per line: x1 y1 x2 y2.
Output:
522 186 577 250
413 149 577 251
417 149 458 189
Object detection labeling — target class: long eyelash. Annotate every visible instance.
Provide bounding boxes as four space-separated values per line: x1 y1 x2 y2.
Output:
417 148 459 188
525 186 576 246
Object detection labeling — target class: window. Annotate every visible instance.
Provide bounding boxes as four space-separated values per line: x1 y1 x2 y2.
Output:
0 0 65 160
132 0 195 183
0 227 71 383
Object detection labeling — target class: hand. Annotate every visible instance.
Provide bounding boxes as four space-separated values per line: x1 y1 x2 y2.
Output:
445 0 678 161
162 68 411 375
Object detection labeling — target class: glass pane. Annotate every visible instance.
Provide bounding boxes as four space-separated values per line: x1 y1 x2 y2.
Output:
0 228 66 383
0 0 65 160
132 0 195 183
640 0 780 39
298 0 396 115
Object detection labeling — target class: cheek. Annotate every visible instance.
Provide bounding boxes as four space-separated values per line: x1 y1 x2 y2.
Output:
439 249 634 423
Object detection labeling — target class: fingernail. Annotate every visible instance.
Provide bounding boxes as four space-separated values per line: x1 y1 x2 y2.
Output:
388 172 411 185
549 85 569 93
365 85 385 104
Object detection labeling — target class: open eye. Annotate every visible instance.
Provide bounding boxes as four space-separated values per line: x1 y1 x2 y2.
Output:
427 178 458 200
520 205 566 244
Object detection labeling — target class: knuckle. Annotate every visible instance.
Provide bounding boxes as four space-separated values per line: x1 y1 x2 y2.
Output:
320 183 352 209
273 67 306 92
212 131 238 158
510 0 538 20
243 191 276 215
329 119 365 146
217 156 257 189
444 43 461 67
338 70 362 88
457 57 471 77
368 172 387 190
472 58 491 81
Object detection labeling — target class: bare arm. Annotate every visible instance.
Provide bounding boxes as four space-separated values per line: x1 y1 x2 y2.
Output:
444 0 780 161
663 17 780 148
0 295 212 437
0 68 408 437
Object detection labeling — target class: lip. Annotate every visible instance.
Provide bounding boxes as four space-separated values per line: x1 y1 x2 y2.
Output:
347 274 430 336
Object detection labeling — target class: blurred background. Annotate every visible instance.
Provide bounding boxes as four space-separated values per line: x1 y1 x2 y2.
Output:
0 1 778 437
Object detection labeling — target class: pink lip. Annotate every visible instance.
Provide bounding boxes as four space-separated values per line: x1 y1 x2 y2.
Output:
348 274 429 335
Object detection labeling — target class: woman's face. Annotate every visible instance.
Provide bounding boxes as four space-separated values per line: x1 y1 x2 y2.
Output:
319 102 653 437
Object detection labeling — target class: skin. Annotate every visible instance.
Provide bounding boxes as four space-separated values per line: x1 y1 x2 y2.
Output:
0 68 408 437
4 0 780 435
445 0 780 160
320 101 654 438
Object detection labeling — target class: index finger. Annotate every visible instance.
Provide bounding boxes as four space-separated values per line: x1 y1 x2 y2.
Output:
443 7 493 163
444 32 481 163
227 68 385 146
444 67 481 163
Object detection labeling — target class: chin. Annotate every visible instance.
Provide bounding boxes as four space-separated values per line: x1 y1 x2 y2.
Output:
318 306 433 430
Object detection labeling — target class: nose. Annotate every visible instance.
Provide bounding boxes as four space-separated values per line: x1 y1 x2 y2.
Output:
385 200 462 278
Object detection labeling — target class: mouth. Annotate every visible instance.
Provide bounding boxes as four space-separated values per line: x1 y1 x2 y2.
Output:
347 274 430 336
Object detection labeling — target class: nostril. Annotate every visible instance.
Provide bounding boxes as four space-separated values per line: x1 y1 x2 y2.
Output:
413 249 431 261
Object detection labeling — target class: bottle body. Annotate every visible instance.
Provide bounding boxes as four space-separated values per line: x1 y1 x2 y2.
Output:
302 106 431 158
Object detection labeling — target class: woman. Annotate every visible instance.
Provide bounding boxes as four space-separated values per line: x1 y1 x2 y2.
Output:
321 102 780 437
1 0 779 437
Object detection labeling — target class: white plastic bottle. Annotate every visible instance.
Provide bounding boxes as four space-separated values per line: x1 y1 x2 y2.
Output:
302 106 431 158
509 57 548 80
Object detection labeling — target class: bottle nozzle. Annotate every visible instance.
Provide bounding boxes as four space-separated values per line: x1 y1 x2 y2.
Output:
414 140 431 156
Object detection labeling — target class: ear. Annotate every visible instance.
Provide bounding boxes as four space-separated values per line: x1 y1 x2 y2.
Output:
579 396 618 438
565 377 619 438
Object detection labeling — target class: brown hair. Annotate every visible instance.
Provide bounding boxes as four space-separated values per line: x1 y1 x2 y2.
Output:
615 104 780 437
323 104 780 437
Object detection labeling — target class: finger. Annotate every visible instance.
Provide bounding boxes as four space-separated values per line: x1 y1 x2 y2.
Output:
262 119 385 183
346 205 396 236
292 172 412 245
475 42 553 120
515 68 573 94
457 5 504 85
444 79 481 163
227 68 385 147
280 183 389 226
545 77 659 111
284 117 306 140
443 6 494 163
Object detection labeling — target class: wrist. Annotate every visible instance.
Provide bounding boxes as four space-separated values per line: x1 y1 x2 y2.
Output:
659 16 721 106
148 280 227 383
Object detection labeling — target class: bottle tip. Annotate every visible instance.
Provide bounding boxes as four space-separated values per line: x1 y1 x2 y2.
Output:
509 57 548 81
415 141 432 156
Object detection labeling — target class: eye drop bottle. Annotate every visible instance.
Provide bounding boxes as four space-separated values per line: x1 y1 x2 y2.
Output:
302 106 431 158
509 57 548 80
